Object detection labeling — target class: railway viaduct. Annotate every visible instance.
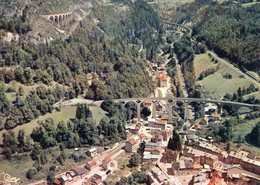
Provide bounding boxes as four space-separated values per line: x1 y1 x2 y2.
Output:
54 96 260 123
41 12 74 27
163 21 192 36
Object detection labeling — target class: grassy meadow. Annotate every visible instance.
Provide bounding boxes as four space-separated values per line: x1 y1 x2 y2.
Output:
194 52 257 99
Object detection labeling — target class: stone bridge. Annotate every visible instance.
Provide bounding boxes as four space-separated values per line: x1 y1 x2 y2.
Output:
41 12 74 27
54 97 260 123
111 97 260 123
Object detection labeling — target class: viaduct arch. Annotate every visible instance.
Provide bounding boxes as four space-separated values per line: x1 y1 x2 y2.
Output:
106 97 260 122
54 97 260 123
163 21 192 36
41 12 74 27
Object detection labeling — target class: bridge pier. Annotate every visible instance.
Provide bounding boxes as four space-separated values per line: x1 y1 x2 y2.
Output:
201 102 205 118
217 104 222 115
152 101 157 119
184 101 189 121
136 101 142 122
42 12 74 28
167 103 173 124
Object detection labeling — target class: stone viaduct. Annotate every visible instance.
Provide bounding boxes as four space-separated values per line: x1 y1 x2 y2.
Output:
54 96 260 124
112 97 260 123
41 12 74 27
163 21 192 36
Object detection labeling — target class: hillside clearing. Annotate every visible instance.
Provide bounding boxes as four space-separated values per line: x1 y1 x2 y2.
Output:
232 118 260 157
194 52 254 99
0 105 106 144
193 53 216 78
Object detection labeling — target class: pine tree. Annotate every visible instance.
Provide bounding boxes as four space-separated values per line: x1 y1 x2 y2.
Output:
247 122 260 147
129 153 142 167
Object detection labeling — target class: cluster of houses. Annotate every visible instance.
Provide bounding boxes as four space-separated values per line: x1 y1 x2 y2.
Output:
53 167 87 185
52 147 118 185
124 114 260 185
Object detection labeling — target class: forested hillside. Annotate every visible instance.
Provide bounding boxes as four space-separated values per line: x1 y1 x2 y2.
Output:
0 0 161 131
177 0 260 73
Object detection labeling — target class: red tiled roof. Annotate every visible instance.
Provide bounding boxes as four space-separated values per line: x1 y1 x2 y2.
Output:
154 134 163 140
53 178 61 185
156 119 167 125
128 138 136 145
103 156 112 164
155 71 168 81
139 133 145 139
208 176 222 185
94 178 102 185
145 147 161 152
161 131 171 138
87 160 97 167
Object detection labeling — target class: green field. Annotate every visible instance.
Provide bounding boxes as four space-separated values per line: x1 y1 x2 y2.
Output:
0 105 106 144
194 52 254 99
232 118 260 156
193 53 216 78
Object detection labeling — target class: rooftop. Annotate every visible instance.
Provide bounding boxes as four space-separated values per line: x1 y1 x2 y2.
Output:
229 151 260 166
88 147 97 152
103 156 112 164
87 160 97 167
127 138 136 145
155 71 168 81
156 119 167 125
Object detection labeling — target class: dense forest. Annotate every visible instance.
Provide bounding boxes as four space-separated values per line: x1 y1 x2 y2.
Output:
0 0 161 132
177 0 260 73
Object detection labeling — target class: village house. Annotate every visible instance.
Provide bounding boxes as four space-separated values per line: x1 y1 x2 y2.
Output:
139 133 146 142
149 167 169 184
192 172 210 185
151 134 164 143
148 118 167 130
161 130 171 141
155 71 168 87
144 152 161 162
208 112 221 122
53 178 62 185
126 123 141 134
102 156 118 172
145 141 161 148
94 171 107 181
60 174 69 185
85 159 97 170
89 176 103 185
64 170 79 185
125 138 138 153
188 142 260 178
192 142 227 161
184 147 219 168
172 157 197 174
225 150 260 175
72 167 86 178
86 147 97 158
160 149 178 163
